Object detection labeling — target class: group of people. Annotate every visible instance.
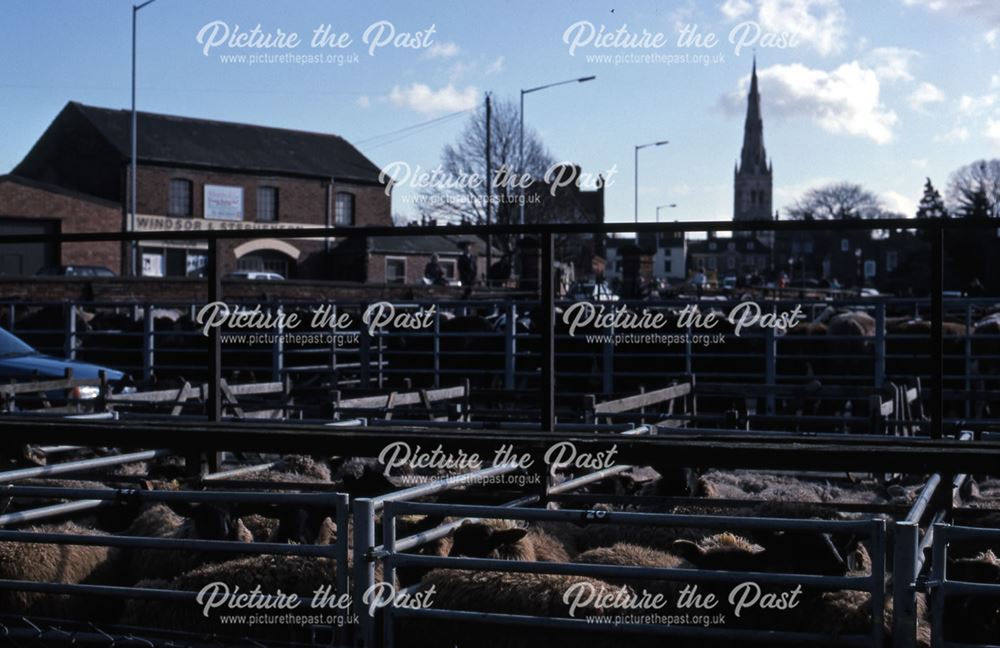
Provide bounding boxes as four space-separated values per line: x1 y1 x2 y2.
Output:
423 241 478 288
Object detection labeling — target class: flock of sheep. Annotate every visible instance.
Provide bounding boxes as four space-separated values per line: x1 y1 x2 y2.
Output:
0 451 998 647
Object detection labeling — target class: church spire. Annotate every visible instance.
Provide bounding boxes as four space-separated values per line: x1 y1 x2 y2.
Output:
733 56 774 226
739 54 768 175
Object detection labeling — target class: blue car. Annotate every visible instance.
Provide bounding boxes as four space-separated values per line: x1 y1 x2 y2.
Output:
0 326 125 402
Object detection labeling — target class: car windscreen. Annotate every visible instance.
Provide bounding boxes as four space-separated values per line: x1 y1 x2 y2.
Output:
0 328 37 356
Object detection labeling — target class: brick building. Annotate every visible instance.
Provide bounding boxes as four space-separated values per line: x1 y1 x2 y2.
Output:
0 174 121 276
3 101 391 278
331 234 491 285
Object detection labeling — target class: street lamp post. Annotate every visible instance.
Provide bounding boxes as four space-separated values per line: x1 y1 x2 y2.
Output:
519 75 595 226
655 203 678 223
131 0 158 277
634 140 669 223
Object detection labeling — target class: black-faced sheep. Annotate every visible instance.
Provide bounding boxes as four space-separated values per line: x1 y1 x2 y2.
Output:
122 502 253 583
448 519 570 563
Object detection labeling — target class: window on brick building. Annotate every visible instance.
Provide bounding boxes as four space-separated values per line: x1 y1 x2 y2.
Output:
335 192 355 226
168 179 192 216
386 257 406 284
257 186 278 222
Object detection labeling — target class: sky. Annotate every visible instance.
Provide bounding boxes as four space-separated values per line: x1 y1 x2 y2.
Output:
1 0 999 224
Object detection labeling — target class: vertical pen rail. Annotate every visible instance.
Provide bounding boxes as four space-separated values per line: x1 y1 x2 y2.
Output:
764 325 776 415
207 238 222 423
433 305 441 389
540 232 555 431
930 224 944 439
875 302 886 389
382 502 398 648
929 523 948 648
142 302 154 382
353 497 376 648
892 521 919 648
504 302 516 390
870 518 887 648
333 492 350 647
64 302 76 360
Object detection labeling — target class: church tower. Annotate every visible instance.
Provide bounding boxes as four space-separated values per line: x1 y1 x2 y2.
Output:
734 57 774 228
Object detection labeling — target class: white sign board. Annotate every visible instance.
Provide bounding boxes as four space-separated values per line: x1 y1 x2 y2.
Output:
142 253 164 277
204 184 243 221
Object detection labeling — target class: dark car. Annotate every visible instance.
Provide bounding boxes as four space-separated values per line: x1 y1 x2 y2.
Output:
35 265 116 277
0 327 125 401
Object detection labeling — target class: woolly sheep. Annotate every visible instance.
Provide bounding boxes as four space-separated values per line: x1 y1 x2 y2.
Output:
574 542 690 598
406 569 624 648
0 521 118 621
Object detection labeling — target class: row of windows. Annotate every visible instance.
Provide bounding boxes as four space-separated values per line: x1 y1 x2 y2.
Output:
167 179 356 225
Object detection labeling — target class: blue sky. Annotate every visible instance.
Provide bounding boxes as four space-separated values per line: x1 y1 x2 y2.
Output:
1 0 999 223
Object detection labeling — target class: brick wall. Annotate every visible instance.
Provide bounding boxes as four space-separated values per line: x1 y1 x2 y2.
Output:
134 166 391 227
0 178 122 271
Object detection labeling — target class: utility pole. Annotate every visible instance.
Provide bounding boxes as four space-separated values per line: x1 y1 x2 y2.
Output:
485 92 492 286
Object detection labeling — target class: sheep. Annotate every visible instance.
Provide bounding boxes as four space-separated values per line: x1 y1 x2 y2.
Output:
120 517 348 642
271 454 331 481
121 502 254 583
0 520 118 621
941 550 1000 644
574 542 690 599
404 569 625 648
448 518 570 563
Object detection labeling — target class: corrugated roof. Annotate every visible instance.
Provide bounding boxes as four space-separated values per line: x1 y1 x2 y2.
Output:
69 101 384 185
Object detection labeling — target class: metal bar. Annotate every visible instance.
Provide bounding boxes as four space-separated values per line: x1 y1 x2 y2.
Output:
0 449 168 483
930 523 948 648
0 499 106 526
931 223 944 439
207 238 221 422
0 529 333 556
392 553 869 589
905 473 943 524
503 302 516 390
5 216 1000 245
389 606 873 645
370 462 522 510
353 497 377 648
2 484 343 507
891 522 919 648
142 302 155 382
541 231 554 431
388 502 880 533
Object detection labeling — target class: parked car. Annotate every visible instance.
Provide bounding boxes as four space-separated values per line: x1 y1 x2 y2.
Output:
35 265 116 277
0 327 124 401
568 281 619 302
224 270 285 281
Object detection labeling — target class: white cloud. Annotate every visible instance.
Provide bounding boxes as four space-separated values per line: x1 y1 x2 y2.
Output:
756 0 847 56
423 42 460 59
355 95 371 109
958 93 997 114
720 0 753 20
389 83 478 114
485 56 505 76
933 126 970 143
883 190 916 217
908 82 946 111
992 73 1000 88
721 61 898 144
986 119 1000 148
865 47 920 82
911 158 929 169
903 0 1000 23
987 28 1000 48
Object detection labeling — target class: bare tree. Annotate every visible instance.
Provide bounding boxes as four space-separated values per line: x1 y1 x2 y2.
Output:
418 97 555 250
947 159 1000 218
786 182 887 220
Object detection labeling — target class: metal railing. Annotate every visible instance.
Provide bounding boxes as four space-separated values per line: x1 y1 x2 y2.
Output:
379 501 888 647
929 523 1000 648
